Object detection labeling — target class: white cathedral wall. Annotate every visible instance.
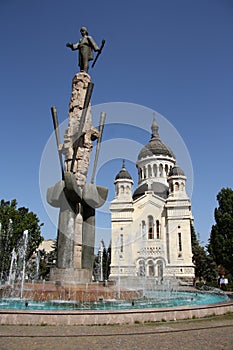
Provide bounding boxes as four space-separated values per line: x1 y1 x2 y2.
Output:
110 193 195 283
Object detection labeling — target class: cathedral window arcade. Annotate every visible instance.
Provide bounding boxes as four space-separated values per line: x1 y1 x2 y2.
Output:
141 217 161 240
115 182 132 197
169 181 185 194
136 259 164 279
137 162 173 183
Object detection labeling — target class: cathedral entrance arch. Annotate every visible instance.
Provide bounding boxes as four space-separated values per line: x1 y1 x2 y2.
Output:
155 259 164 281
137 259 146 277
147 259 155 276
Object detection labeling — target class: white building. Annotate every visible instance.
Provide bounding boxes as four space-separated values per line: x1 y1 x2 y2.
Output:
110 120 195 285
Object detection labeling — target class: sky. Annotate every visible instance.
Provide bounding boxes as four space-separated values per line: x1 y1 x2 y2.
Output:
0 0 232 248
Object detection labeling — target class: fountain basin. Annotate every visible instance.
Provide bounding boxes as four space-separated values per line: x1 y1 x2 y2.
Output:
0 290 229 310
0 283 233 325
0 300 233 325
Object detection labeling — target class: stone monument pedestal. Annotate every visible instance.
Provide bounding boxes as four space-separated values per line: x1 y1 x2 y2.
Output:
50 267 92 285
47 72 108 286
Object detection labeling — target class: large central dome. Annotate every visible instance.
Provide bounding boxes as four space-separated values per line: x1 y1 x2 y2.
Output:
137 119 175 161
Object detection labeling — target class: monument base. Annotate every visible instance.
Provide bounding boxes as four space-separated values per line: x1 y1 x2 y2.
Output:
50 267 92 285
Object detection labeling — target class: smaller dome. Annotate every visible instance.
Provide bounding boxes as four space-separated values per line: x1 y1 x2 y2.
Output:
169 164 185 177
115 160 132 180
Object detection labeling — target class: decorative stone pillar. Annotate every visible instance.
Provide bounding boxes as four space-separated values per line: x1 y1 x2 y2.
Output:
62 72 99 187
47 72 108 284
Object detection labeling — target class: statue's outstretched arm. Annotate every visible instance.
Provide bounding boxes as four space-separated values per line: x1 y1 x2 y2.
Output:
66 42 79 51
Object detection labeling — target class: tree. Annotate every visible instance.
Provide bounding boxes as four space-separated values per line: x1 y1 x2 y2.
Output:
0 199 44 281
208 188 233 276
93 240 111 282
100 240 111 281
191 225 217 284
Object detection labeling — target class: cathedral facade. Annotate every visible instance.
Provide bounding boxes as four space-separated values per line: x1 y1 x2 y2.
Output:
110 120 195 285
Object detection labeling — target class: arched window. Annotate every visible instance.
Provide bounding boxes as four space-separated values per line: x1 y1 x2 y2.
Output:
148 259 155 276
159 164 163 177
148 215 154 239
165 164 169 176
174 182 179 191
148 164 152 177
120 234 124 253
141 220 146 239
138 260 145 277
120 185 124 193
156 220 160 239
153 164 157 177
178 232 182 252
143 166 146 179
157 260 163 279
169 183 173 193
139 168 142 181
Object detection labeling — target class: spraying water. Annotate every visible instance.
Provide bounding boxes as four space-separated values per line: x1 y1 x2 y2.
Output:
20 230 28 299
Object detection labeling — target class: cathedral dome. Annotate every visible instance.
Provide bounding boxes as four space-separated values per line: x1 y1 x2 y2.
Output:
137 119 175 161
133 181 169 200
115 160 132 180
169 164 185 176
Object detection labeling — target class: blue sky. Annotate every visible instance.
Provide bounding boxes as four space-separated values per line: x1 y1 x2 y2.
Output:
0 0 232 247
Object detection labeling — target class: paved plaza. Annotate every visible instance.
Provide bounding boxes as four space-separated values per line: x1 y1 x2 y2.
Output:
0 314 232 350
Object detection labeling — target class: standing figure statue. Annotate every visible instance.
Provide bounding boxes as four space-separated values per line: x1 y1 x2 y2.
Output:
66 27 100 73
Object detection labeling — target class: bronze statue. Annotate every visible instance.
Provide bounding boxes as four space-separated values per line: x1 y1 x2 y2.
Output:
66 27 101 73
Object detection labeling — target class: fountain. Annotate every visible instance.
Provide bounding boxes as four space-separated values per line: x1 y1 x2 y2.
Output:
35 249 40 281
1 29 233 326
8 248 17 286
20 230 28 298
0 278 232 327
0 235 232 324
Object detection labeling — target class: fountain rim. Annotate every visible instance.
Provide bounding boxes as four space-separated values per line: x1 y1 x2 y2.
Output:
0 299 233 326
1 282 232 325
0 300 233 315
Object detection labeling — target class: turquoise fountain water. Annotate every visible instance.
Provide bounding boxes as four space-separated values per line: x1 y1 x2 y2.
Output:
0 289 229 311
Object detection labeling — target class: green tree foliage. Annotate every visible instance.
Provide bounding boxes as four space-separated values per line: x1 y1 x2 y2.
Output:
208 187 233 276
191 225 217 284
0 199 44 281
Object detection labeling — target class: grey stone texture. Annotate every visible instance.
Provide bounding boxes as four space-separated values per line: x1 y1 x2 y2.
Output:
47 72 108 283
1 315 233 350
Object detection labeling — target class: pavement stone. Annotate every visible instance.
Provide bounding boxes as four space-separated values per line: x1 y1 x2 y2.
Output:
0 314 233 350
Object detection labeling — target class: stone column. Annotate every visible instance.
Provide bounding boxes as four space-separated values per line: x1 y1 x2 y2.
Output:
47 72 108 284
62 72 99 187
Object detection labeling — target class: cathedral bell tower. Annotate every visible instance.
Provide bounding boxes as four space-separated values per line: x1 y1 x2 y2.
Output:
109 161 135 278
165 164 194 279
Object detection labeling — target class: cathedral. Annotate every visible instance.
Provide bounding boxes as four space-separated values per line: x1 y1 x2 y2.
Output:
109 119 195 285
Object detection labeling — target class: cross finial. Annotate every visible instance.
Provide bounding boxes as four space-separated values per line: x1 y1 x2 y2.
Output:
151 114 159 139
